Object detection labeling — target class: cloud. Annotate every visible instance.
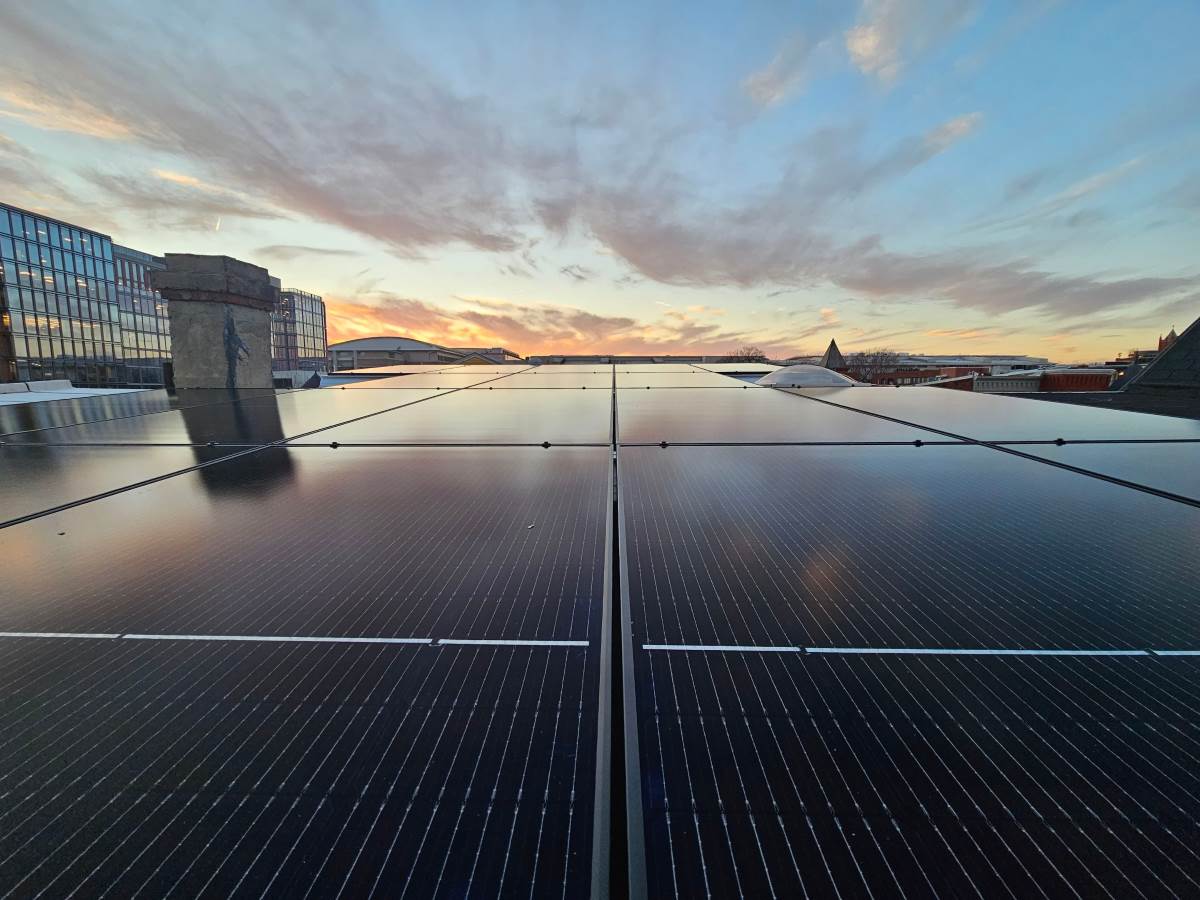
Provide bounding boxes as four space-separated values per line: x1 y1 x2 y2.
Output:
1064 208 1105 229
0 85 133 139
151 169 218 190
743 33 818 108
81 170 285 230
0 1 1191 338
559 264 594 282
845 0 976 84
0 131 74 213
253 244 360 262
835 248 1199 318
0 3 526 255
975 156 1142 231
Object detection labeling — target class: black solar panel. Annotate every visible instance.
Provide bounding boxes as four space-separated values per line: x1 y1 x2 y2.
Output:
0 388 286 438
619 441 1200 896
4 389 442 445
0 443 609 896
308 389 613 444
635 650 1200 897
0 444 231 524
0 638 596 897
4 368 1199 897
1019 441 1200 501
797 385 1200 441
618 387 944 443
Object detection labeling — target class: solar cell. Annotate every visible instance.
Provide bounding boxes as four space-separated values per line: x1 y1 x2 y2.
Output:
614 366 704 373
0 638 598 897
0 388 284 438
622 444 1200 651
334 364 468 375
615 371 736 388
634 649 1200 897
795 385 1200 441
0 444 227 524
306 388 613 444
344 370 531 389
1018 441 1200 501
690 362 781 373
480 371 614 389
0 444 609 896
0 447 609 639
3 389 446 445
620 442 1200 896
618 387 945 443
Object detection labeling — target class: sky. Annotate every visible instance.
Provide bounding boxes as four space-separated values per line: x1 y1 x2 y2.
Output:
0 0 1197 362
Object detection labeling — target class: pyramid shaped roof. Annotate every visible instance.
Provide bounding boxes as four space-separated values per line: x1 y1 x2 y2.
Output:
818 338 846 369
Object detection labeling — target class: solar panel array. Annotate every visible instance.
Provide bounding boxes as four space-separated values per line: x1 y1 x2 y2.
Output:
2 365 1198 897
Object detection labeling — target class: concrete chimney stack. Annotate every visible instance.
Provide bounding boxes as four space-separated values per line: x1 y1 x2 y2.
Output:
150 254 278 390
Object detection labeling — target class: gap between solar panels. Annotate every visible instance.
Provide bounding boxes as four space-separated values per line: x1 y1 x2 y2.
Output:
780 389 1200 509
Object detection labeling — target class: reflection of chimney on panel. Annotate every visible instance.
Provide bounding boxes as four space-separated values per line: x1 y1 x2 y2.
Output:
150 255 278 390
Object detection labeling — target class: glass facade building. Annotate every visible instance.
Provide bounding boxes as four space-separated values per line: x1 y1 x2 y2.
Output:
0 203 171 388
271 288 327 372
0 203 122 386
113 245 172 387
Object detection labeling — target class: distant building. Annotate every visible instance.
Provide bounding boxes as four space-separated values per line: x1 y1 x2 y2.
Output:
892 353 1048 373
1001 316 1199 420
448 346 525 364
113 244 171 388
271 288 328 383
870 368 941 386
818 339 846 370
328 336 522 371
930 367 1116 393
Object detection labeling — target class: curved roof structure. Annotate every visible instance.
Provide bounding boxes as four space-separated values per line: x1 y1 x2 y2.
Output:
327 336 442 351
756 364 858 387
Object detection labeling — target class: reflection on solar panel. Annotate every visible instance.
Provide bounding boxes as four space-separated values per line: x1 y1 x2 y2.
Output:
3 367 1199 897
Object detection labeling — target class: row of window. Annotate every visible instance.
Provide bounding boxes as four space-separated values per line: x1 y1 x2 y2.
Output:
0 357 161 387
1 261 115 302
4 284 119 324
0 207 113 261
1 236 116 283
